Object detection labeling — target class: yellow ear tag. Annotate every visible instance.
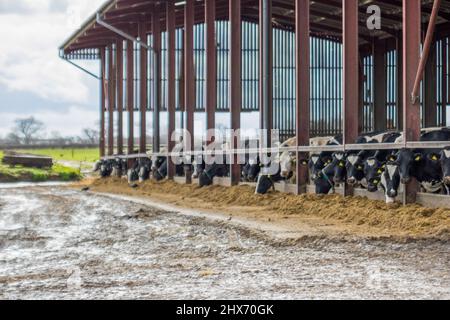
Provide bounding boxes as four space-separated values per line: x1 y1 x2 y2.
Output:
415 156 421 162
432 155 438 161
382 164 386 168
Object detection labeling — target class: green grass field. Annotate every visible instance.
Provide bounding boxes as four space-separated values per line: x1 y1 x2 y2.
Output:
16 148 100 163
0 149 89 182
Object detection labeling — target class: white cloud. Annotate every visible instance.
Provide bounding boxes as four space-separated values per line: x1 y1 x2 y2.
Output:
0 0 104 104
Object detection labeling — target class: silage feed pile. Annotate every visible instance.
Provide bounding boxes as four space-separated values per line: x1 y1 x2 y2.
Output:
87 178 450 240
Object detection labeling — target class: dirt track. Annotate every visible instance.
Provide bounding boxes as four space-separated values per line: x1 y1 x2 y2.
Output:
0 184 449 299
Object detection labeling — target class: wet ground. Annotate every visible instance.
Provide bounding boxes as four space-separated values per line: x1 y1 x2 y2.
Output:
0 184 449 300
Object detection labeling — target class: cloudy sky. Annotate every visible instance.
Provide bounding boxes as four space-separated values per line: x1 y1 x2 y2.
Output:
0 0 105 138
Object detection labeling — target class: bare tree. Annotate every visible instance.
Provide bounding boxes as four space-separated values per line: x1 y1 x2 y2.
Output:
13 117 45 145
6 132 21 145
82 128 99 144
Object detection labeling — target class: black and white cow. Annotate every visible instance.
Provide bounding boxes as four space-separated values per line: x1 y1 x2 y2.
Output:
152 157 186 181
127 160 140 184
394 129 450 194
379 161 401 203
138 157 152 182
312 152 346 194
198 143 231 187
346 131 402 188
373 128 450 202
364 156 387 193
255 135 342 195
242 156 261 182
111 158 127 178
95 159 113 178
441 148 450 195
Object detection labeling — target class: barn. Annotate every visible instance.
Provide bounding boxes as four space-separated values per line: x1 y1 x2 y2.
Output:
60 0 450 207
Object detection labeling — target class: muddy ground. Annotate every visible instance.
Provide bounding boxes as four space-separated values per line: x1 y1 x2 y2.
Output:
0 184 449 299
85 178 450 241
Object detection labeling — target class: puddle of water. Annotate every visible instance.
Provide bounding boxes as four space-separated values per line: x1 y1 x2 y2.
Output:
0 186 449 300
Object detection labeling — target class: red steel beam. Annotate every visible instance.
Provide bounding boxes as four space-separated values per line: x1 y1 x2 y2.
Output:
116 39 124 155
185 0 195 184
295 0 310 195
139 22 147 153
205 0 217 137
411 0 442 103
126 40 134 154
167 0 176 179
230 0 241 186
108 43 115 156
403 0 421 204
100 47 106 158
343 0 359 196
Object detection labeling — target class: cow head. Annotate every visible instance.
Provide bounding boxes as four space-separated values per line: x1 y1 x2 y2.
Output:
255 163 283 194
380 162 401 204
331 152 347 184
93 161 102 172
151 155 166 172
192 157 205 179
279 151 295 179
138 158 152 182
198 163 229 187
100 160 113 178
441 149 450 192
242 157 261 182
311 153 345 194
308 154 330 182
111 158 125 178
396 149 422 184
152 158 167 181
127 162 139 184
345 152 366 186
364 157 386 192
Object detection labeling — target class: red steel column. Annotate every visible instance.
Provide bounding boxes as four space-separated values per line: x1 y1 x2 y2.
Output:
396 34 403 130
100 47 106 158
185 0 195 184
126 40 134 154
443 39 447 126
295 0 310 195
167 0 176 179
343 0 359 196
230 0 241 185
205 0 217 136
116 40 124 155
108 43 115 156
139 22 148 153
153 6 161 153
403 0 421 204
259 0 273 143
